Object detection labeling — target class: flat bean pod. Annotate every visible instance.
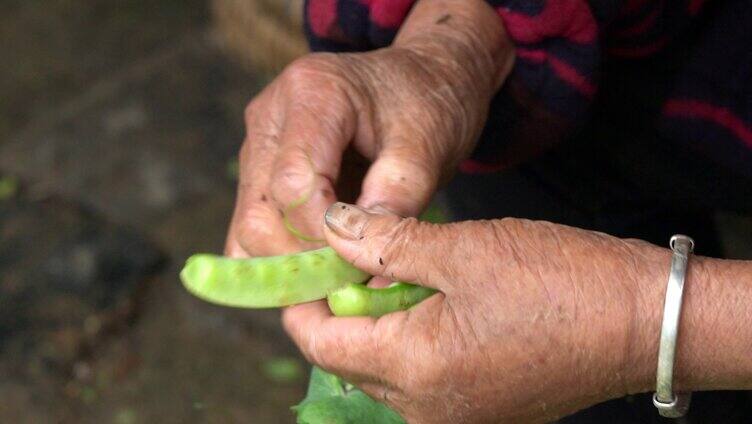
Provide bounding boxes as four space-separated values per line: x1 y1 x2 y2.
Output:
327 283 437 318
180 247 370 308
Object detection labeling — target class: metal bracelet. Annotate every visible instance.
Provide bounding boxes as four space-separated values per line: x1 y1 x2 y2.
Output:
653 234 695 418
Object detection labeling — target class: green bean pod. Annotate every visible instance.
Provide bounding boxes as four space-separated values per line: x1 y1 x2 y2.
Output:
327 282 438 318
180 247 370 308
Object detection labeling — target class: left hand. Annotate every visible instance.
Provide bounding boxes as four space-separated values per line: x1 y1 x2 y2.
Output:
223 0 513 260
282 202 673 423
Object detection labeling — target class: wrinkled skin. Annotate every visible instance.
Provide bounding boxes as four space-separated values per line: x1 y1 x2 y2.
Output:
225 2 648 420
282 203 671 423
222 1 655 419
225 0 513 259
226 1 752 421
224 46 506 258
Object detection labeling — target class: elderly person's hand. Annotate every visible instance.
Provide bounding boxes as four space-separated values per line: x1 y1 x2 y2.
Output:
225 0 514 258
283 202 752 423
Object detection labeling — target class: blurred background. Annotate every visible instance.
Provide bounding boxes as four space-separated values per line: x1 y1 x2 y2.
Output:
2 1 751 423
0 0 312 422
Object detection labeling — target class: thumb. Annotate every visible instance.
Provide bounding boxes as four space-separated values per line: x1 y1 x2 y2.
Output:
323 202 456 291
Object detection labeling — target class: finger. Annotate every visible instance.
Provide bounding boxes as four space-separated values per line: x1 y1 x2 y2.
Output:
269 146 337 243
322 202 463 291
357 138 440 217
268 83 357 240
227 91 304 257
281 301 402 385
234 191 306 256
223 217 248 258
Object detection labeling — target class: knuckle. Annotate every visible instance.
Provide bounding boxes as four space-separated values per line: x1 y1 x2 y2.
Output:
273 150 310 182
235 205 281 254
309 337 344 372
283 320 334 371
281 55 358 112
283 57 316 83
270 159 316 203
282 53 341 89
379 217 414 253
376 217 421 277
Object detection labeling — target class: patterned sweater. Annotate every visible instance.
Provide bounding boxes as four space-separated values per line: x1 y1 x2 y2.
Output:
303 0 752 179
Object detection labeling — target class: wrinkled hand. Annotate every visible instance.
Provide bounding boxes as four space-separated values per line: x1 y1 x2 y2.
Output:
284 202 672 423
225 0 513 258
225 48 500 258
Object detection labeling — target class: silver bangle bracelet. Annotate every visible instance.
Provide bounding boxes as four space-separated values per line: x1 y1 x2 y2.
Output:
653 234 695 418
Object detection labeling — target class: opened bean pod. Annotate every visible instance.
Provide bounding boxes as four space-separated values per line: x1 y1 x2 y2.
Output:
180 247 436 316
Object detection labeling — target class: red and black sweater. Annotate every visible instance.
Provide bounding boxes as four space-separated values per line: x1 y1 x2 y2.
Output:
304 0 752 179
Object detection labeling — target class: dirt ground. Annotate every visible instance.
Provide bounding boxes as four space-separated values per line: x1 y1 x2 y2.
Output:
1 1 306 422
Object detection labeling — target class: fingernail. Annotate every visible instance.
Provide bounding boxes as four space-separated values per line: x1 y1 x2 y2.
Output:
325 202 373 240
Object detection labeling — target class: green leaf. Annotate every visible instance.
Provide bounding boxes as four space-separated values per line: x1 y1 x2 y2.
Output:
301 366 345 402
261 357 304 383
0 175 18 200
292 367 405 424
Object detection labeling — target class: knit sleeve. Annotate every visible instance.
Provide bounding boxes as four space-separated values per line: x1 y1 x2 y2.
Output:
303 0 712 169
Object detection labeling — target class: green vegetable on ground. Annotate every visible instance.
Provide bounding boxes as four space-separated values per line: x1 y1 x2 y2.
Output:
262 357 304 384
0 175 19 200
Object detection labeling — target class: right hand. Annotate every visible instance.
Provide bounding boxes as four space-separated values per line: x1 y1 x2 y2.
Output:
225 0 515 258
284 204 673 423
